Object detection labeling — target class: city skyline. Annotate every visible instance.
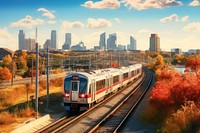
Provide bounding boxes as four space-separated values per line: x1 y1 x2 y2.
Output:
0 0 200 51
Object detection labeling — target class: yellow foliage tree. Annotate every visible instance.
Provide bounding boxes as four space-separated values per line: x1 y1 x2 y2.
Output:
0 67 12 80
154 55 164 71
3 55 12 69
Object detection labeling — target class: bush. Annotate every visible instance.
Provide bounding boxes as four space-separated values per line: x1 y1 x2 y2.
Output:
0 112 16 124
162 101 200 133
53 69 62 74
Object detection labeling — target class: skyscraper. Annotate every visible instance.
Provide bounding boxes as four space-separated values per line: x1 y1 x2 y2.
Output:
62 33 71 50
149 34 160 52
130 36 136 50
51 30 57 49
24 38 35 51
18 30 25 50
43 39 51 50
99 32 106 50
107 33 117 50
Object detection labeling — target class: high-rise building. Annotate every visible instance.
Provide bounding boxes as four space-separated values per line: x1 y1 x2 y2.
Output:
107 33 117 50
129 36 136 50
24 38 35 51
149 34 160 52
43 39 51 50
51 30 57 49
62 33 71 50
99 32 106 50
18 30 25 50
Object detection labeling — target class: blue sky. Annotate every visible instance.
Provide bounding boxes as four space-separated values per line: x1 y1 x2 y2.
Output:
0 0 200 51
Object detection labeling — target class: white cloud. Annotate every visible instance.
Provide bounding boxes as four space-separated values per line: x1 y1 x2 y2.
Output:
87 18 112 29
189 0 200 6
160 14 179 22
62 21 84 28
160 14 189 22
38 8 55 19
0 28 17 50
114 18 121 23
183 22 200 32
11 15 44 29
81 0 120 9
181 16 189 22
48 20 56 24
121 0 182 10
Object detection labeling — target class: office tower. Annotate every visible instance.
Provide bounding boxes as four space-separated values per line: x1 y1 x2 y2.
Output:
43 39 51 50
24 38 35 51
149 34 160 52
99 32 106 50
107 33 117 50
130 36 136 50
51 30 57 49
18 30 25 50
62 33 71 50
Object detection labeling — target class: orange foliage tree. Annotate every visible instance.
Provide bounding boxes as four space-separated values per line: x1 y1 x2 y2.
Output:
0 67 12 80
150 68 200 109
111 61 119 68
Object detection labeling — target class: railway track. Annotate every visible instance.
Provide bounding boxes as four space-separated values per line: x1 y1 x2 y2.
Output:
37 70 147 133
88 70 153 133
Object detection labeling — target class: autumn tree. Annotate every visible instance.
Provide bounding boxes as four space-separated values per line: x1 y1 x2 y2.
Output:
3 54 12 70
185 54 200 77
0 67 12 80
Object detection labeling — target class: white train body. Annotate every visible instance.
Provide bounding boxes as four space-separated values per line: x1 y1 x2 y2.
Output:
63 64 142 112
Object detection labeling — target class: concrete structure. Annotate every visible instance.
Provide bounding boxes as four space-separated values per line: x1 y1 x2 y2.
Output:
62 33 71 50
128 36 136 50
107 33 117 50
51 30 57 49
117 44 126 50
99 32 106 51
149 34 160 52
171 48 182 55
71 41 86 51
188 49 200 54
0 48 14 60
18 30 25 50
24 38 35 51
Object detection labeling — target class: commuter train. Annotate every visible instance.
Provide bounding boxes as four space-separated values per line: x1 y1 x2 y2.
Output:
63 64 142 112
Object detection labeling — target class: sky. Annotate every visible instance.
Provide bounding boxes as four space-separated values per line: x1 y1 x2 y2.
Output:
0 0 200 51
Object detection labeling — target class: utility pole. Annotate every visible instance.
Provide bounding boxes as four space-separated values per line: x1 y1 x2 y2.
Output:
35 28 39 119
31 57 33 84
11 55 14 86
46 45 49 108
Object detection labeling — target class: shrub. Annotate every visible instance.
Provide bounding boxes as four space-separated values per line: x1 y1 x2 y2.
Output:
53 69 62 74
0 111 16 124
162 101 200 133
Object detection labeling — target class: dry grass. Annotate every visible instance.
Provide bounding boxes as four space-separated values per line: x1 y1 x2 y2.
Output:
0 112 16 124
17 107 36 118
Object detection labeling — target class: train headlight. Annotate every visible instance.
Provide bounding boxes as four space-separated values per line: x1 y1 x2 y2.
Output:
79 93 86 98
64 92 70 98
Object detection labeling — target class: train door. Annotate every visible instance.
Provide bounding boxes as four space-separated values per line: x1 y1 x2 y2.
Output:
91 80 95 102
71 81 79 101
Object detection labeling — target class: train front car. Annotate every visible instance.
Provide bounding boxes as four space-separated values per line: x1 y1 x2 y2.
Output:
63 73 90 112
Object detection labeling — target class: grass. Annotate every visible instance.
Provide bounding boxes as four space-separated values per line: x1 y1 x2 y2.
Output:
0 78 63 128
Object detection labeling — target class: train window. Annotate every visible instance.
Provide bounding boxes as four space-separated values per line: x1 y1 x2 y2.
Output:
113 75 119 83
64 78 71 92
123 73 128 79
79 78 87 93
131 71 134 76
96 79 105 91
72 82 78 91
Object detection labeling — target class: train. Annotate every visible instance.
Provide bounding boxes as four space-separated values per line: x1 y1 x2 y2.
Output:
63 64 142 112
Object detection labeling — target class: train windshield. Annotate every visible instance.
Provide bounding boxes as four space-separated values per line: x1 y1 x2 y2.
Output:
79 78 87 93
64 77 88 93
64 78 70 92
